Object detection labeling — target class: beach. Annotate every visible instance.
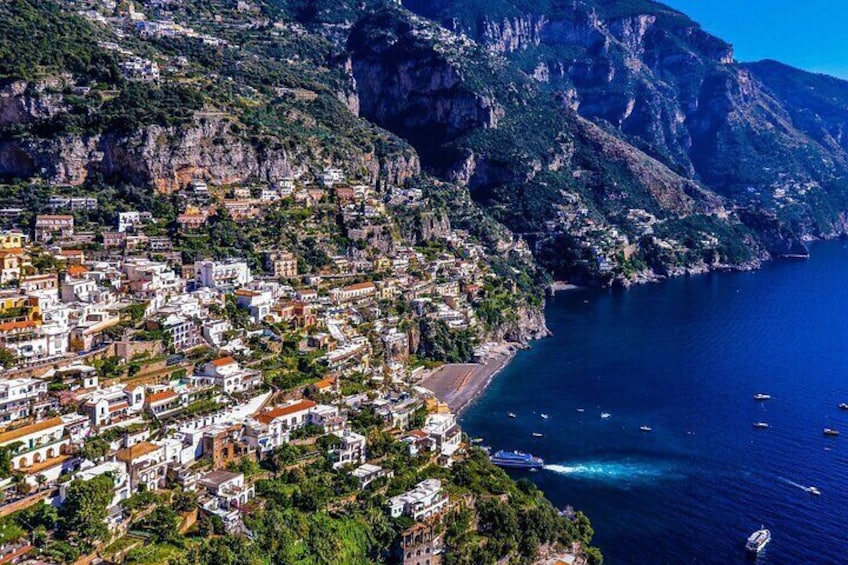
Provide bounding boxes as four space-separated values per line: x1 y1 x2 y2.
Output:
420 347 517 414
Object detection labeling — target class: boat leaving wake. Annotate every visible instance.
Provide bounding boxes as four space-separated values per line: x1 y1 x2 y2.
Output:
543 460 680 484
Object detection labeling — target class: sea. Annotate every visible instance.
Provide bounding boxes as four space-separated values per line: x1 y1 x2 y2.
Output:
461 240 848 564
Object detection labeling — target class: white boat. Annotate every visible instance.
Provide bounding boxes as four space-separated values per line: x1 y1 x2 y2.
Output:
540 414 549 419
601 412 611 419
823 428 839 436
753 393 772 401
576 408 585 413
806 486 821 496
640 426 652 432
839 403 848 410
745 528 771 554
753 422 770 429
507 412 517 418
532 432 543 437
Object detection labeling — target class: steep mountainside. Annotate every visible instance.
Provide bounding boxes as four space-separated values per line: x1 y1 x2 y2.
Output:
400 0 848 244
3 0 848 284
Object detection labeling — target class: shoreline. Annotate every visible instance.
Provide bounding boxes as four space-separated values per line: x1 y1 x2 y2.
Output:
420 346 520 415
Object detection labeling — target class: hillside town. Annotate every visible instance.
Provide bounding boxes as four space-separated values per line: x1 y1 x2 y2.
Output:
0 158 592 564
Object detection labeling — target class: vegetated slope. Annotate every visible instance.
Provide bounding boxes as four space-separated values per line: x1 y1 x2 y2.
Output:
400 0 848 250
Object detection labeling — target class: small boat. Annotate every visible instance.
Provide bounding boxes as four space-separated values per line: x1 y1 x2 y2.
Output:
806 486 821 496
490 450 544 469
576 408 585 413
540 414 549 419
640 426 652 432
753 393 772 401
600 412 611 419
753 422 770 429
471 437 484 444
745 528 771 554
507 412 517 418
823 428 839 436
532 432 544 437
839 403 848 410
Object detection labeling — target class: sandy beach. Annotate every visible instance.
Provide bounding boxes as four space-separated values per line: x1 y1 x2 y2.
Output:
420 348 517 414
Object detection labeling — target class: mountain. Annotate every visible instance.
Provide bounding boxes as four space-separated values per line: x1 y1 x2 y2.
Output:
1 0 847 284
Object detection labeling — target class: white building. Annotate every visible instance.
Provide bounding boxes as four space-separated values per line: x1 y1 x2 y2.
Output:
0 377 47 423
195 357 261 395
194 260 252 290
387 479 448 521
117 211 142 233
330 429 366 469
243 399 316 452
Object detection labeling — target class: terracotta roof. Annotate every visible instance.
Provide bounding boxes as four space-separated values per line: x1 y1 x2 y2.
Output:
109 402 129 413
35 215 73 221
406 430 429 440
341 281 376 292
0 248 24 255
146 390 178 404
0 417 63 445
114 441 161 462
67 265 89 276
255 400 316 424
59 249 83 256
0 320 37 332
234 289 259 297
211 356 236 367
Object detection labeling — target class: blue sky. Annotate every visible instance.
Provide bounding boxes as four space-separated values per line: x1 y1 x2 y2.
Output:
661 0 848 79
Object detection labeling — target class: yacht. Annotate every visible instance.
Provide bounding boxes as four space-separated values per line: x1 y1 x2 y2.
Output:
745 528 771 554
806 486 821 496
490 450 544 469
823 428 839 436
640 426 652 432
838 403 848 410
753 393 772 401
601 412 611 419
532 432 544 438
576 408 585 413
540 414 549 419
753 422 770 429
507 412 517 418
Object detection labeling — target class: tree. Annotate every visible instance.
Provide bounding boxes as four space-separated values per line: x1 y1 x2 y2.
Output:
0 347 16 369
172 489 199 513
60 475 113 547
79 437 109 462
140 505 180 544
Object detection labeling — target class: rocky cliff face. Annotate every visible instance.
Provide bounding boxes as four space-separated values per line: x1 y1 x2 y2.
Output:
0 81 420 192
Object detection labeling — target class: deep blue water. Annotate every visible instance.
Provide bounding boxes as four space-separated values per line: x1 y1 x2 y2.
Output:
462 240 848 564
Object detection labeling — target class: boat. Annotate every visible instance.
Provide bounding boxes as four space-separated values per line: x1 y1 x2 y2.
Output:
839 403 848 410
753 422 770 429
532 432 544 437
490 450 545 469
540 414 549 419
576 408 585 413
806 486 821 496
753 393 772 401
507 412 517 418
745 528 771 554
471 437 484 444
823 428 839 436
601 412 611 419
640 425 652 432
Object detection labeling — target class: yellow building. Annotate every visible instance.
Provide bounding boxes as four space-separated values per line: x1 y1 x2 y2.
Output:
0 231 24 250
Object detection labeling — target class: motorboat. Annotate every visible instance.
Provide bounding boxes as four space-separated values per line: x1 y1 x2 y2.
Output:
839 403 848 410
823 428 839 436
640 426 652 432
745 528 771 554
507 412 517 418
806 486 821 496
601 412 611 419
532 432 544 438
540 414 549 419
753 393 772 401
753 422 770 429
